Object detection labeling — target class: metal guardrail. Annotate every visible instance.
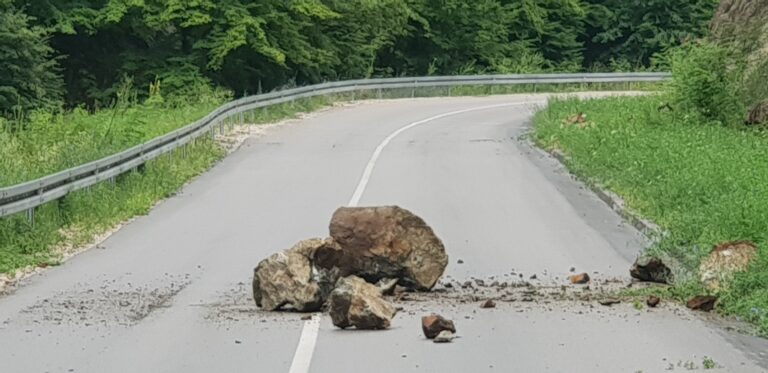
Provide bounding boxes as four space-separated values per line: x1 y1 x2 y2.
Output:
0 72 671 221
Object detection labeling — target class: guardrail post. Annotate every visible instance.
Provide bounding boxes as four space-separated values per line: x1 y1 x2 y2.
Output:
448 87 452 97
377 89 382 100
411 82 416 98
27 207 35 226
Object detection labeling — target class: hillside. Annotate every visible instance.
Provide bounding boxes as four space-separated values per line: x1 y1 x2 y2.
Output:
710 0 768 104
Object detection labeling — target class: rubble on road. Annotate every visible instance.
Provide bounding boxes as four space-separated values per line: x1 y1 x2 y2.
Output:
687 296 717 312
328 276 397 330
569 273 590 284
630 256 673 284
699 241 757 291
252 205 447 332
318 206 449 290
422 315 456 339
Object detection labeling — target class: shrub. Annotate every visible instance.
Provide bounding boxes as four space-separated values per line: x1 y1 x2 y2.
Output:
668 40 744 125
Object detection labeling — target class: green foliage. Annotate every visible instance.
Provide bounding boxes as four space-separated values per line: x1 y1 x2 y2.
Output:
0 3 63 117
581 0 719 68
534 95 768 334
9 0 716 106
669 40 744 125
0 89 226 187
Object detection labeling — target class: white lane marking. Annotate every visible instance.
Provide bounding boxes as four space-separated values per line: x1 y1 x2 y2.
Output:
347 101 535 207
287 100 540 373
287 313 321 373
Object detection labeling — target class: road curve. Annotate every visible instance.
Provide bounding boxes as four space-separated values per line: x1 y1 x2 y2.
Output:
0 94 766 373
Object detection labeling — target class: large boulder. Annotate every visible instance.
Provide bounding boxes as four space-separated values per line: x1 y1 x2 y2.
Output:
316 206 448 290
630 256 674 284
253 238 339 312
328 276 396 330
699 241 758 291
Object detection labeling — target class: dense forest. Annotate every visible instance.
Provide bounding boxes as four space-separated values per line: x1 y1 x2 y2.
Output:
2 0 719 114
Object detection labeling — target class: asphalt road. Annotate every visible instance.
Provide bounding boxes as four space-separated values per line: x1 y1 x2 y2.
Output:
0 94 766 372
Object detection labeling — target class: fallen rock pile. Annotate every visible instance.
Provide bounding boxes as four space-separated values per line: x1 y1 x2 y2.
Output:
252 206 448 330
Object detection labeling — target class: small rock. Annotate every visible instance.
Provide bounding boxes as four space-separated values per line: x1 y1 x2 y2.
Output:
569 267 576 273
235 340 242 344
457 259 464 264
647 296 661 308
422 315 456 339
529 274 537 280
480 299 496 309
474 279 486 287
569 273 590 284
687 296 717 312
630 256 672 284
300 315 312 321
598 298 621 307
433 331 455 343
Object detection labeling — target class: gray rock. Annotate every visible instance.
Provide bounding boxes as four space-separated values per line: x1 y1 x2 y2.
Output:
328 276 396 330
252 238 338 311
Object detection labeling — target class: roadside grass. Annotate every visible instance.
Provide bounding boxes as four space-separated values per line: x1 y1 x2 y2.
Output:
533 94 768 335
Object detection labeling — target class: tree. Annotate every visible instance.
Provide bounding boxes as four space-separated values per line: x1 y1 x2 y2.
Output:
580 0 719 68
0 1 62 116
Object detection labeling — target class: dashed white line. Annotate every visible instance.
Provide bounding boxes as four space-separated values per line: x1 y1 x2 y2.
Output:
286 100 537 373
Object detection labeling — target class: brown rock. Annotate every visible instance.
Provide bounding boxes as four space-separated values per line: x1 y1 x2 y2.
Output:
687 296 717 312
746 100 768 126
252 239 337 311
318 206 449 290
569 273 590 284
630 256 673 284
480 299 496 309
647 296 661 308
699 241 758 291
328 276 396 330
422 315 456 339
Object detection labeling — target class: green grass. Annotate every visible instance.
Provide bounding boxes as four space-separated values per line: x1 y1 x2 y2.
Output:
533 94 768 334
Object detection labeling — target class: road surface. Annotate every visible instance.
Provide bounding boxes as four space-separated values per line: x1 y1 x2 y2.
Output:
0 94 766 372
